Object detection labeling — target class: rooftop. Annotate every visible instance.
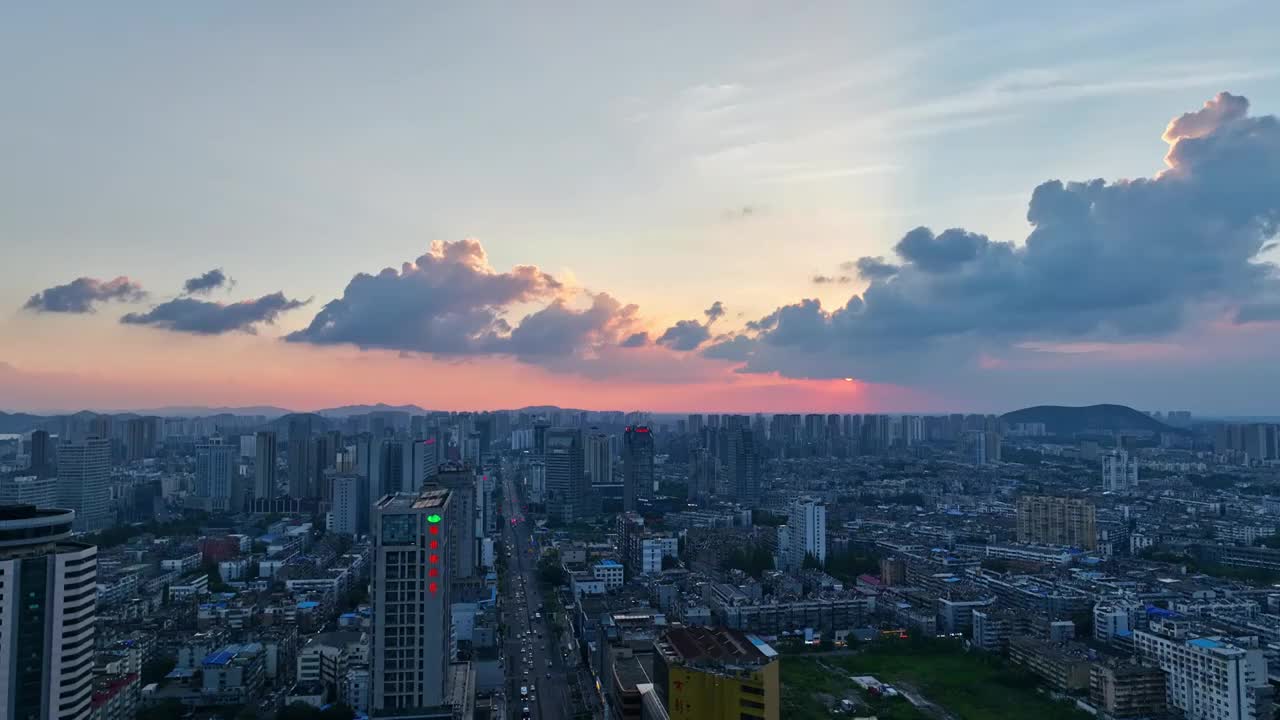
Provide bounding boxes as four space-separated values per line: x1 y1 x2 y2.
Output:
657 626 777 668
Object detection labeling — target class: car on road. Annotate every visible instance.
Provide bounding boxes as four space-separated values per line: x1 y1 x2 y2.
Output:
520 686 529 697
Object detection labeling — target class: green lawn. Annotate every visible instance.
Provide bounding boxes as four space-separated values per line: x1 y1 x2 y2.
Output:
781 641 1092 720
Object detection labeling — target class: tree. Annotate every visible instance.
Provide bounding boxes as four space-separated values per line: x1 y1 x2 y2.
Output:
802 552 823 570
661 554 680 570
142 655 177 683
138 700 185 720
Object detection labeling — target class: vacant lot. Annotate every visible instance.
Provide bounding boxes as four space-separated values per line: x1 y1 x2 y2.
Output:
781 641 1092 720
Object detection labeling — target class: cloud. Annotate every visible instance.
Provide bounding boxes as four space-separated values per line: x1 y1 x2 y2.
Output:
183 268 232 295
722 205 759 221
122 293 307 335
852 256 899 280
812 275 853 285
893 227 990 273
713 92 1280 382
704 301 725 324
504 293 639 359
656 319 712 351
286 239 562 354
621 331 649 347
24 276 146 313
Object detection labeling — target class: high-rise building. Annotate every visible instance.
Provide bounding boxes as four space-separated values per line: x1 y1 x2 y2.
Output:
545 428 585 524
196 439 238 511
28 429 52 478
410 438 439 490
1103 450 1139 493
0 506 98 720
1016 495 1097 550
787 497 827 569
371 489 453 714
584 428 613 488
330 474 369 537
622 426 654 513
255 430 278 500
972 430 1002 466
56 437 111 533
720 428 761 503
433 463 476 581
1135 626 1270 720
288 417 314 498
654 626 780 720
0 475 58 508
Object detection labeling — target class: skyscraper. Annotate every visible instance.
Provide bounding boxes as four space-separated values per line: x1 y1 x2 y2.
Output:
1016 495 1098 550
28 429 51 478
196 439 237 511
433 463 477 581
287 416 314 498
622 425 655 513
255 430 278 500
584 428 613 488
545 428 585 524
330 473 369 537
372 488 453 714
787 497 827 569
0 505 98 720
56 437 111 532
1103 450 1139 493
721 427 761 504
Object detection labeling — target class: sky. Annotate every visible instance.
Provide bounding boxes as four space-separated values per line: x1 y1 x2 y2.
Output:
2 2 1280 415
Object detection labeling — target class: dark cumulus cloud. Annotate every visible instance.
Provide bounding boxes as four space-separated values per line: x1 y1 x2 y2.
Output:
183 268 232 295
657 320 711 351
122 293 307 335
24 276 146 313
286 239 562 354
621 331 649 347
286 239 654 374
657 301 726 351
812 275 852 285
704 92 1280 381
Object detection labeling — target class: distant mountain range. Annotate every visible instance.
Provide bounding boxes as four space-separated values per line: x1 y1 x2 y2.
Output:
1000 403 1185 436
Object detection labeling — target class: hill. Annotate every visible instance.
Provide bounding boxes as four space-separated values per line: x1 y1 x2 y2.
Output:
1000 403 1182 436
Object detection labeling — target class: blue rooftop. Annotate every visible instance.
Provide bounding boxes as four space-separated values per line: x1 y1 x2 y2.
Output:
598 560 621 567
297 601 320 609
1189 638 1223 649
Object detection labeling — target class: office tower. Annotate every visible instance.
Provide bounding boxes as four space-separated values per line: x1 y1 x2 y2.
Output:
527 460 546 504
372 489 453 714
787 497 827 569
654 627 780 720
411 438 439 489
287 417 314 498
532 420 550 457
972 430 1002 466
433 463 477 581
584 428 613 488
721 427 761 503
689 448 716 503
0 506 98 720
380 440 408 496
622 426 654 513
56 437 111 532
330 474 369 536
1103 450 1139 492
545 428 585 524
312 431 342 502
255 430 278 500
0 475 58 507
88 415 112 443
1016 495 1098 550
474 414 494 457
29 429 51 478
687 414 704 439
1135 627 1269 720
125 417 149 461
196 439 238 511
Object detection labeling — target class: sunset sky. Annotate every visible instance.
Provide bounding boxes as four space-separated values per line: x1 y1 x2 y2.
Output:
3 3 1280 414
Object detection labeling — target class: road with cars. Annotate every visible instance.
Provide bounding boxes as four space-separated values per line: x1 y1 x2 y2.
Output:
500 475 575 719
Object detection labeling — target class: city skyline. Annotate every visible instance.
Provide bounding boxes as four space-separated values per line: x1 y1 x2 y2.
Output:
4 4 1280 415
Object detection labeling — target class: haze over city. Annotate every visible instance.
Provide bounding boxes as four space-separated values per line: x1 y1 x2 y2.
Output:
4 3 1280 415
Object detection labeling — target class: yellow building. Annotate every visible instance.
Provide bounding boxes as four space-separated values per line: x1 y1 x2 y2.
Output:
654 626 779 720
